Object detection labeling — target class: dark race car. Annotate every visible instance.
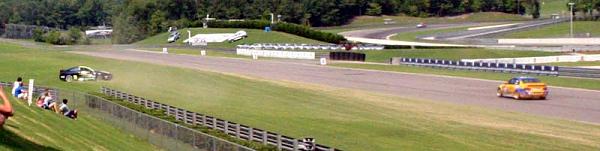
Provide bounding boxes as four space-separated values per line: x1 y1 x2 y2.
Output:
59 66 112 82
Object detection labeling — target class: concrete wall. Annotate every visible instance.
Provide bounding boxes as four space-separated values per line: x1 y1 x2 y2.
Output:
236 48 315 60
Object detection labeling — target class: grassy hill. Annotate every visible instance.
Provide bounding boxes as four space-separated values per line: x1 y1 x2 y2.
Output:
135 28 326 49
540 0 569 17
499 21 600 38
2 41 600 150
320 12 531 33
0 90 157 150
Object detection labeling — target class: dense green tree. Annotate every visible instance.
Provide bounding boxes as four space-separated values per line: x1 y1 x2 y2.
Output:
366 3 383 16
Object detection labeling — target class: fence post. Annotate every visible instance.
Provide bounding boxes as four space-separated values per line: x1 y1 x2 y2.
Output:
224 121 229 134
202 114 207 126
277 134 282 150
192 112 197 126
236 124 241 139
249 128 254 141
293 139 299 151
166 106 170 116
262 131 268 145
212 118 217 129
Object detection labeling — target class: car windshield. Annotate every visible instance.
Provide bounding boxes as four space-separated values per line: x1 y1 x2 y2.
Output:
520 78 541 83
67 67 79 72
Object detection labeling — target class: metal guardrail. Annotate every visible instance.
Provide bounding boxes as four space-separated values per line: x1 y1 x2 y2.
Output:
102 87 339 151
392 57 600 78
391 57 559 76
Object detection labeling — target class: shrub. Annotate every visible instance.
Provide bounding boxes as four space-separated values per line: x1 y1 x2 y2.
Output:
68 27 82 44
32 28 45 42
44 30 63 45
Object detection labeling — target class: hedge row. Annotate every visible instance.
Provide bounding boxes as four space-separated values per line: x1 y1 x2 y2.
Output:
32 28 88 45
204 20 346 44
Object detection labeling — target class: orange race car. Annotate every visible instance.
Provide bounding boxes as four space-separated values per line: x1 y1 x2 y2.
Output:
497 77 548 100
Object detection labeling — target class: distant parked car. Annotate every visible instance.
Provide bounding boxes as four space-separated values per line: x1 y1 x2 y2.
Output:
167 31 180 43
59 66 112 82
416 23 427 28
497 77 548 100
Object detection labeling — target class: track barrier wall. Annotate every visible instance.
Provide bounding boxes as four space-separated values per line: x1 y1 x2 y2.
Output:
329 52 366 62
393 57 600 78
392 57 559 76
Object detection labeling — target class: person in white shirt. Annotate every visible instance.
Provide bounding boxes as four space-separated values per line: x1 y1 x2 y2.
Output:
58 99 77 119
11 77 22 97
42 93 54 110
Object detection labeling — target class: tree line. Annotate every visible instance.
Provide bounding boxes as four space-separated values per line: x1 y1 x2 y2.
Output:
2 0 598 44
0 0 116 29
1 0 545 29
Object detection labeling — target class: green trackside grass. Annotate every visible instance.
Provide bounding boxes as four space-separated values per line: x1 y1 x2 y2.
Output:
2 42 600 150
144 47 250 59
499 21 600 38
540 61 600 66
0 91 157 150
318 12 530 33
360 48 559 63
330 63 600 90
135 28 326 49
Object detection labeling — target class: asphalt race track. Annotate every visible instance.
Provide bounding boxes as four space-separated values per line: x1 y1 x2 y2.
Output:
339 23 484 39
74 50 600 123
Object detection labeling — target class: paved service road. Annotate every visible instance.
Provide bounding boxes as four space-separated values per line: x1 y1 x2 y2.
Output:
74 50 600 123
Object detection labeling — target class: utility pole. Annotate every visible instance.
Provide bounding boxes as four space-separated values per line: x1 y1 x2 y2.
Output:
517 0 520 15
568 2 575 38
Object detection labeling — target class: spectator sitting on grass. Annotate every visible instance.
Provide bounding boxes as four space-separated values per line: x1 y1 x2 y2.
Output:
13 83 29 100
58 99 77 119
42 92 54 110
11 77 22 96
37 92 49 108
13 83 23 97
0 86 14 126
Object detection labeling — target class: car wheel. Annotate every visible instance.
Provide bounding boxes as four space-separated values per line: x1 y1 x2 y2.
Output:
540 96 546 100
65 75 73 82
496 89 503 97
513 93 521 100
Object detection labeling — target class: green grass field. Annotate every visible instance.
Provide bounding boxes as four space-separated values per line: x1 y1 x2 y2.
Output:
0 90 157 150
145 47 249 59
541 0 569 17
499 21 600 38
319 12 530 33
135 28 325 49
1 41 600 150
360 48 558 63
541 61 600 66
